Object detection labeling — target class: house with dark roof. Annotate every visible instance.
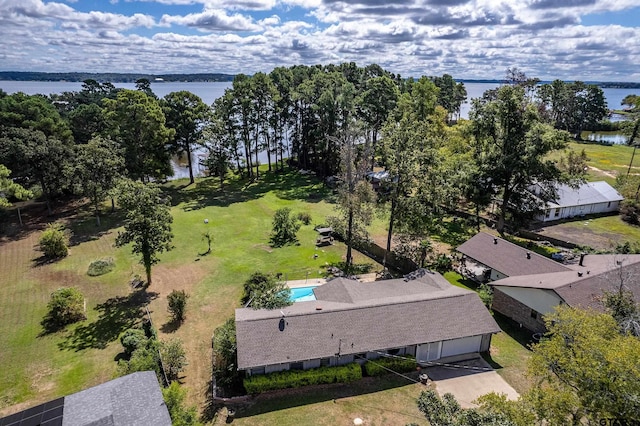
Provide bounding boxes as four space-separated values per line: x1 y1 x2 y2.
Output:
0 372 171 426
530 181 623 222
457 232 640 332
235 269 500 376
457 231 571 282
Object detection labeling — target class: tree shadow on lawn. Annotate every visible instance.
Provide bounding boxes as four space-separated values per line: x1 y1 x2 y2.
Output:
57 289 158 352
67 208 126 247
228 373 424 420
159 318 182 334
163 168 330 212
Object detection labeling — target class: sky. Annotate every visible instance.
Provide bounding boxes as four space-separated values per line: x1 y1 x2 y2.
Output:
1 0 639 81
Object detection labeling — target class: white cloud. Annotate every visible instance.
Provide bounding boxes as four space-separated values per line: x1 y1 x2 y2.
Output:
0 0 639 81
160 9 261 31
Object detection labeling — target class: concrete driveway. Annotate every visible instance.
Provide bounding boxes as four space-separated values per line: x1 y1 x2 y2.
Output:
424 357 519 408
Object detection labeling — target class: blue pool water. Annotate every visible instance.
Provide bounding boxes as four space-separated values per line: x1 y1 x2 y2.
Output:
289 286 317 302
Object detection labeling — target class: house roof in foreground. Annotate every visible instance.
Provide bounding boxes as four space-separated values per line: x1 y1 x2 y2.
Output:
456 232 571 277
235 270 500 370
532 181 624 209
0 372 171 426
491 254 640 311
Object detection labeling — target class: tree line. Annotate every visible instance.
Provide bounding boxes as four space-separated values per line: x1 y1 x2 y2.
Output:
0 64 620 251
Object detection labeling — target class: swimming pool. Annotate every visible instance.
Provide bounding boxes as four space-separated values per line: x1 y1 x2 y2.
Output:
289 286 317 302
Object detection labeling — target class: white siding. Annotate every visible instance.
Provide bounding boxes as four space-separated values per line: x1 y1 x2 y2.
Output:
490 269 508 281
496 286 562 315
304 359 321 370
441 335 482 357
265 363 289 374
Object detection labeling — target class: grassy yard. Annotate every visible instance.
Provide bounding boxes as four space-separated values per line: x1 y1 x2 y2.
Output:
0 168 381 418
535 214 640 250
223 375 429 426
559 141 638 184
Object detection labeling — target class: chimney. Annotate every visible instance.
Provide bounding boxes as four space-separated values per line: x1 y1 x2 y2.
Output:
493 238 498 245
526 252 531 259
579 253 585 266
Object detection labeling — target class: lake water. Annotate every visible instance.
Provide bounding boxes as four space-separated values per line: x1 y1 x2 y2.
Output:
1 80 636 120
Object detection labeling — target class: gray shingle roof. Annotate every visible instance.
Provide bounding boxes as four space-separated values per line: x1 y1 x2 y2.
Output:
236 272 500 370
62 371 171 426
491 255 640 311
457 232 571 277
1 372 171 426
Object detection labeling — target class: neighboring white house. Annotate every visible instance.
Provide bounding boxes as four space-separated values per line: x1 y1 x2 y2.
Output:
457 232 640 332
235 270 500 376
531 181 623 222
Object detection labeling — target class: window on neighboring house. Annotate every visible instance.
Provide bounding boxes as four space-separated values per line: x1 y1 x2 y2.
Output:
608 201 611 208
530 309 539 320
355 353 367 360
545 209 551 218
320 358 331 367
251 366 265 376
290 362 303 371
387 348 400 356
555 208 560 217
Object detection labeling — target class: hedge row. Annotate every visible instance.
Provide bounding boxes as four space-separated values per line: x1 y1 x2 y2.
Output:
364 355 417 377
244 362 362 394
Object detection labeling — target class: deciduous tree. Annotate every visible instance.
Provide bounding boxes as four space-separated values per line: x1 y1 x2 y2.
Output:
103 90 174 182
74 136 125 226
115 179 173 286
470 84 569 233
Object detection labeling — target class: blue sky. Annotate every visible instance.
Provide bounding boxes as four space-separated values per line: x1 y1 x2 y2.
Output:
1 0 639 81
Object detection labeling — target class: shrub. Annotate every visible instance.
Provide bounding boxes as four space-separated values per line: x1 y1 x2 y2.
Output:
243 362 362 394
478 283 494 309
39 223 69 258
167 289 189 322
120 328 148 356
270 207 300 247
213 318 239 388
241 272 291 310
41 287 85 331
296 212 312 225
364 355 417 377
87 257 115 276
117 345 160 377
162 382 201 426
160 339 188 382
620 201 640 226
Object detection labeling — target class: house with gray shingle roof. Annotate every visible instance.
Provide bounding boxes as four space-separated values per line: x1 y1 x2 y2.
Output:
457 232 640 332
0 372 171 426
457 232 571 282
235 269 500 376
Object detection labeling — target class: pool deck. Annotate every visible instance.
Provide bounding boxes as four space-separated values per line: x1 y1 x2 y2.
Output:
286 273 377 288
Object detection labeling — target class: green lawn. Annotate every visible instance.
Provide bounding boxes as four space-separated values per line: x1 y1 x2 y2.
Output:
561 141 638 183
225 375 429 426
0 168 381 418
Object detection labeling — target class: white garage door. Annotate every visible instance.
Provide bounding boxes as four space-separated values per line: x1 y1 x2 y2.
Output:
441 335 482 358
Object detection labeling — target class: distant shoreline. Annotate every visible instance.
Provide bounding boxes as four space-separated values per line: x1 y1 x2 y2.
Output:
1 71 639 89
0 71 235 83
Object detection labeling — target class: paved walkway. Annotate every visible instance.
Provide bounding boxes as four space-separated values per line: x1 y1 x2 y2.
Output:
286 273 377 288
425 357 519 408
